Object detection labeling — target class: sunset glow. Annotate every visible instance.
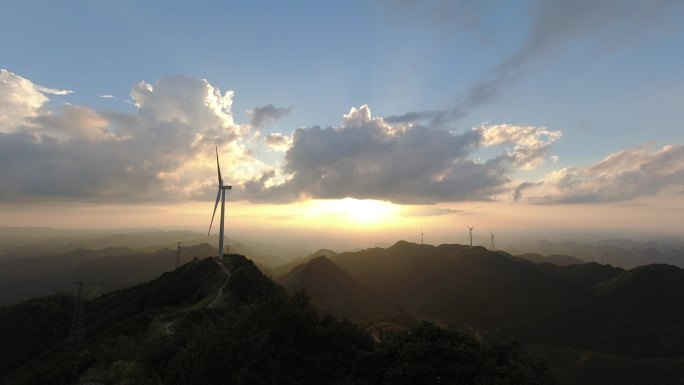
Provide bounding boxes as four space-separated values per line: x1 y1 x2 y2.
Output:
0 0 681 247
305 198 400 226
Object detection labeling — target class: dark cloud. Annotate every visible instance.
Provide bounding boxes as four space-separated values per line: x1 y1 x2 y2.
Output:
238 105 557 204
512 182 539 201
248 104 291 128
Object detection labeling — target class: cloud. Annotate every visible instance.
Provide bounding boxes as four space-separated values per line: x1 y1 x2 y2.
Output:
480 123 561 169
238 105 557 204
264 133 291 151
0 69 73 132
401 206 466 217
247 104 291 128
512 182 540 202
523 143 684 204
0 69 50 130
383 0 682 126
98 94 115 99
0 71 254 202
35 105 116 142
36 85 73 95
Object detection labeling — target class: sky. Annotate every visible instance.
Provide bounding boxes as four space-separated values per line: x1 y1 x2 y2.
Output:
1 0 683 249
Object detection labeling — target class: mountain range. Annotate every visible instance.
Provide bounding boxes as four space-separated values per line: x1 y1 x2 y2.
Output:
1 253 552 385
3 238 684 384
273 241 684 385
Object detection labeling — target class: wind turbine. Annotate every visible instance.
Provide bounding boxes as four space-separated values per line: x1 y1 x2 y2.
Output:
464 224 476 248
421 227 424 245
490 229 495 251
208 146 232 259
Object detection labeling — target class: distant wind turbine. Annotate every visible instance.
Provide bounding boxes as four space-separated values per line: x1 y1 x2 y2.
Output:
490 229 495 251
208 146 232 259
421 227 424 245
465 224 476 248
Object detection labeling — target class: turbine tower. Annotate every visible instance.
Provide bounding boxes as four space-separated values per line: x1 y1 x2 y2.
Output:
465 224 476 248
208 146 232 259
490 229 495 251
421 228 424 245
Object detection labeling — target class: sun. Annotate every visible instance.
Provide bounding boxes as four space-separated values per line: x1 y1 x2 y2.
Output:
307 198 400 226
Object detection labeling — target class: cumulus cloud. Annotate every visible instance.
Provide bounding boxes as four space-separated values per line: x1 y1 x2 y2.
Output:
247 104 291 128
0 69 50 130
480 123 561 169
0 71 253 202
522 143 684 204
384 0 682 126
264 133 291 151
35 105 117 142
238 105 557 204
2 70 677 207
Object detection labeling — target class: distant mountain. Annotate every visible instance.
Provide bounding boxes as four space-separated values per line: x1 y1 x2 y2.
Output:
302 241 684 360
278 256 391 320
511 240 684 269
271 248 338 278
0 227 294 267
325 241 574 326
515 253 584 266
0 243 215 305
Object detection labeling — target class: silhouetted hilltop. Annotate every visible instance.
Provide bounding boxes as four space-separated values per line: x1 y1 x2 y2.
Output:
271 248 338 277
0 257 226 383
1 252 553 385
327 241 574 327
278 256 390 320
278 241 684 362
537 262 623 287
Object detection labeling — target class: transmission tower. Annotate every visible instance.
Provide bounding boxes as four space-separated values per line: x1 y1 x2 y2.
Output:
69 282 85 349
176 242 182 268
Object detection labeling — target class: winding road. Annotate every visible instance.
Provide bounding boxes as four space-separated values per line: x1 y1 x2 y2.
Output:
163 259 232 335
208 259 231 308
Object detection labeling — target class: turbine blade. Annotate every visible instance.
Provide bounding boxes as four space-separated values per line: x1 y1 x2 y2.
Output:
208 189 221 235
215 146 223 186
